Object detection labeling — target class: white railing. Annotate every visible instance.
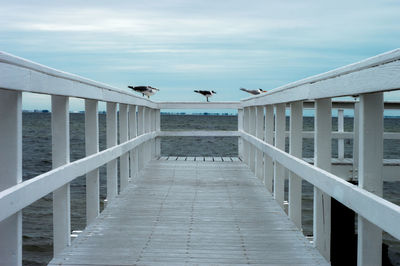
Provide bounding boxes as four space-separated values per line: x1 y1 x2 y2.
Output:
1 49 400 266
239 49 400 265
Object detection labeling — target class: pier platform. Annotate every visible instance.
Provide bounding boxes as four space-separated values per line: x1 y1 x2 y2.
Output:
50 159 328 265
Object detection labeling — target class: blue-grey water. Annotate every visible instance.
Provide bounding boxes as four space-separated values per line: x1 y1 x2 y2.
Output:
21 113 400 265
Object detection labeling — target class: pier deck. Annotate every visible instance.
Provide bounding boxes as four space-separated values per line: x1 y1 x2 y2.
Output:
50 160 328 265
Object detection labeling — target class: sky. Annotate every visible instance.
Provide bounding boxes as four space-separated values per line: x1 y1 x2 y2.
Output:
0 0 399 111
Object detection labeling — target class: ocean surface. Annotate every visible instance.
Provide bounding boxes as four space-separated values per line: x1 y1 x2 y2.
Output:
21 113 400 265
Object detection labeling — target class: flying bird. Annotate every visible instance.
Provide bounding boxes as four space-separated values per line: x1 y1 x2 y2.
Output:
240 88 267 95
128 85 159 98
194 90 216 102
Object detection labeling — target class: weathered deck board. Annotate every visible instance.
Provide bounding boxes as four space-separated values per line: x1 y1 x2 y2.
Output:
49 160 328 266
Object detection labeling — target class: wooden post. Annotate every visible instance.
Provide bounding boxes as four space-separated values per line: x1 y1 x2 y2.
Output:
357 93 383 266
119 104 129 191
255 106 264 180
0 89 22 265
137 106 144 171
264 105 274 192
51 95 71 256
155 109 161 158
129 105 137 180
85 99 99 225
353 102 360 180
338 109 344 160
314 98 332 261
243 107 250 165
238 109 244 159
274 103 285 208
249 106 256 173
289 101 303 230
106 102 118 201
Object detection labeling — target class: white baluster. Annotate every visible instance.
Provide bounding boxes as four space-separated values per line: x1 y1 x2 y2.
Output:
155 109 161 158
313 98 332 261
338 109 344 160
353 102 360 180
129 105 137 180
243 107 250 165
357 93 383 266
106 102 118 201
51 95 71 255
289 101 303 230
137 106 144 171
85 99 99 225
255 106 264 180
0 89 22 265
119 104 129 191
249 106 256 173
237 108 244 159
274 103 285 208
264 105 274 192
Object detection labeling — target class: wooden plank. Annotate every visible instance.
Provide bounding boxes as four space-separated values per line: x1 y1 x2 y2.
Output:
231 157 241 162
213 157 223 162
176 157 186 161
204 157 214 162
222 157 232 162
50 160 328 266
186 157 195 161
195 157 204 162
159 156 168 161
159 130 240 137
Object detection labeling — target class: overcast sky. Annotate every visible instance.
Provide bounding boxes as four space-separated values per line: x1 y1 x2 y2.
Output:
1 0 399 110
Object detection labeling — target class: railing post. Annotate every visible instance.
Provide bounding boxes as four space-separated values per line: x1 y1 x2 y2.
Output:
274 103 285 208
255 106 264 180
353 102 360 180
238 108 244 159
151 109 156 159
51 95 71 256
249 106 256 173
264 105 274 192
314 98 332 261
357 93 383 266
85 99 99 225
137 106 144 171
106 102 118 201
155 109 161 158
0 89 22 266
129 105 138 180
289 101 303 230
338 109 344 160
243 107 250 165
119 104 129 191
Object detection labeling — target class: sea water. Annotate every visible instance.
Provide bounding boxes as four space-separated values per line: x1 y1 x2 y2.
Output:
21 113 400 265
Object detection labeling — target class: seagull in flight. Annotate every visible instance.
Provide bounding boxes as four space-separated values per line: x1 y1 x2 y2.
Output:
128 85 159 98
194 90 216 102
240 88 267 95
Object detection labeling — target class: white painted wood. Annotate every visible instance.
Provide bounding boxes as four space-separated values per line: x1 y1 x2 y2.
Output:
129 105 138 180
274 103 285 209
289 101 302 230
0 52 157 109
0 89 22 266
249 107 256 173
353 102 360 180
106 102 118 201
241 49 400 106
240 131 400 241
243 107 250 165
51 95 71 256
357 93 383 266
119 104 129 191
264 105 274 192
238 109 244 158
313 98 332 261
337 109 344 160
157 101 241 109
85 99 99 225
195 157 204 162
155 109 161 157
255 106 264 180
137 106 145 171
0 132 157 223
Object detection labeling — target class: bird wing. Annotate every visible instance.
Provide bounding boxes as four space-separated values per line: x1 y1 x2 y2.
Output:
128 86 148 92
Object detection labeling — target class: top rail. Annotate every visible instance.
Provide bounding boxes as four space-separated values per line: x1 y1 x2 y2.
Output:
0 51 157 108
242 49 400 107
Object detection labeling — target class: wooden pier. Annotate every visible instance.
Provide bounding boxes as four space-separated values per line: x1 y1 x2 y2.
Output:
50 159 328 265
2 50 400 265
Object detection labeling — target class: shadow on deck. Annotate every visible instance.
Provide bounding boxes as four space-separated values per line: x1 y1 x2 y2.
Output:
50 160 328 265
